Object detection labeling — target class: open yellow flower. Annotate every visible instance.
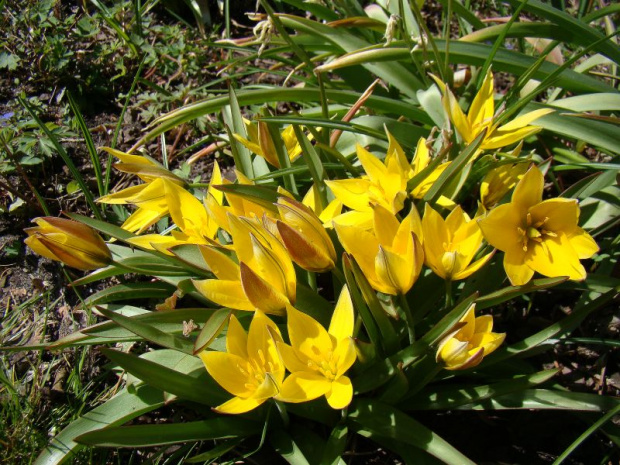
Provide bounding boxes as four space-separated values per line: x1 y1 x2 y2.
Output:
199 310 285 414
335 205 423 295
275 196 336 272
301 184 342 226
97 148 187 234
127 164 223 253
233 120 303 168
278 286 356 409
478 165 599 285
435 70 553 150
326 142 411 228
193 214 296 315
436 304 505 370
25 217 111 270
422 204 493 281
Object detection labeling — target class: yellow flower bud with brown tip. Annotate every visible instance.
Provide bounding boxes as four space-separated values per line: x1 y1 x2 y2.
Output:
436 304 505 370
25 217 111 270
275 196 336 272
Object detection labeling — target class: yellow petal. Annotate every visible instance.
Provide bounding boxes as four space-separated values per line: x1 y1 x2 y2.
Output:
504 247 535 286
372 205 400 247
375 245 412 294
226 315 248 359
512 166 543 213
356 144 387 185
567 228 598 259
279 372 332 403
214 396 267 414
483 127 544 150
333 338 357 378
199 351 253 398
525 233 586 281
121 207 166 234
328 286 355 342
478 203 523 252
193 279 255 311
277 342 311 373
411 137 430 176
451 250 494 281
325 179 373 212
529 198 579 233
286 305 333 363
496 108 553 133
444 88 473 143
325 376 353 409
468 69 495 130
277 221 334 272
199 245 240 281
240 262 289 315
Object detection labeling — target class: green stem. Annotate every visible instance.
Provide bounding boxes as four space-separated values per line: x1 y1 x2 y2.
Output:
399 293 416 344
331 266 346 289
306 270 317 292
445 279 453 309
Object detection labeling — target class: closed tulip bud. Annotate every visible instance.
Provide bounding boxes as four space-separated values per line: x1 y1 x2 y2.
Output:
25 217 111 270
436 304 505 370
275 196 336 272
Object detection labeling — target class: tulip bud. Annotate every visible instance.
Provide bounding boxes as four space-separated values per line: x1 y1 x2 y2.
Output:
275 197 336 272
436 304 505 370
25 217 112 270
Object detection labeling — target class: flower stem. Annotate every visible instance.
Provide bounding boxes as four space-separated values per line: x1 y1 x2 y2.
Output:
399 293 415 344
306 269 317 292
445 279 453 309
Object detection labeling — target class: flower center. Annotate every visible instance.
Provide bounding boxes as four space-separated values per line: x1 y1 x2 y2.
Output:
517 213 557 251
306 348 339 380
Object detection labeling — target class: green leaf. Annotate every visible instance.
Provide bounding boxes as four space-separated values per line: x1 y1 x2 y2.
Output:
348 399 475 465
405 369 559 410
475 277 568 310
294 125 328 210
97 307 194 353
137 88 431 147
100 348 224 405
75 417 260 447
49 307 215 349
270 429 312 465
82 282 176 307
213 183 280 212
455 389 620 412
224 87 254 178
64 212 135 241
193 309 231 354
321 424 348 465
34 385 165 465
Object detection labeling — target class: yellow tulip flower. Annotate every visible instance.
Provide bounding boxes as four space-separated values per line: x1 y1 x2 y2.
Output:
98 178 169 234
275 196 337 272
326 143 411 228
435 70 553 150
193 214 296 315
278 286 357 409
199 310 286 414
233 120 303 168
335 205 424 295
97 148 186 234
25 217 111 270
422 204 493 281
478 165 599 285
127 163 224 252
436 304 505 370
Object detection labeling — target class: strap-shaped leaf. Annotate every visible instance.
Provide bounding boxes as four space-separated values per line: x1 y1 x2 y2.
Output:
100 348 224 405
348 399 476 465
75 417 260 447
98 307 194 353
34 385 165 465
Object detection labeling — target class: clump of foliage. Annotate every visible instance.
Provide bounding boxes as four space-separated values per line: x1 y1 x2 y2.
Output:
3 0 620 464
